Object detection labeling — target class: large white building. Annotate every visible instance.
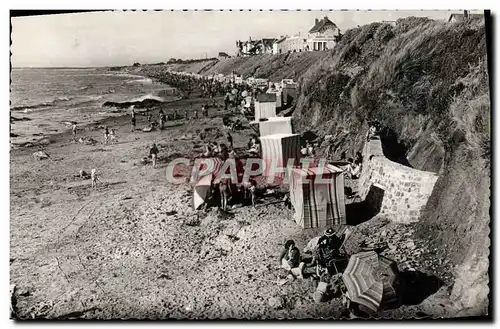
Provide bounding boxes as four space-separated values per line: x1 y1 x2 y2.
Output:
272 16 341 54
306 16 341 51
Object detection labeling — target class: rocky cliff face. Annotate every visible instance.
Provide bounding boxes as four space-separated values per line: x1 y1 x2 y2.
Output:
292 16 489 315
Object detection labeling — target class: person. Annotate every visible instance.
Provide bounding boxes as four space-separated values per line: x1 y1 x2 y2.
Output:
249 179 257 206
227 132 233 149
147 112 153 124
103 126 110 145
203 143 212 157
212 142 219 155
158 116 164 130
219 178 230 211
194 109 198 119
150 143 159 168
91 169 98 189
71 123 77 138
185 109 189 120
312 235 342 277
323 228 343 251
367 125 377 141
306 142 314 156
278 240 305 279
131 113 136 132
283 193 292 209
110 128 118 144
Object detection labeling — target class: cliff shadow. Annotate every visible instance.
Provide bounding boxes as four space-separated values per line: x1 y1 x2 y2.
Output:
399 270 443 305
379 127 413 168
346 184 385 225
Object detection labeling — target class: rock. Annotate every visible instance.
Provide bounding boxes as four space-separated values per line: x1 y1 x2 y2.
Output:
33 151 49 160
268 296 284 309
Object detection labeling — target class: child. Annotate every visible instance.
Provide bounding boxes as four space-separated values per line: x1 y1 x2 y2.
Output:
150 143 159 168
71 123 77 138
109 128 118 144
279 240 305 280
103 126 110 145
249 179 257 207
91 169 98 189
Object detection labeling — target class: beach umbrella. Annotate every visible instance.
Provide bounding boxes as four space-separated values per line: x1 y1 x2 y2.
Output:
231 88 238 95
342 251 400 313
241 90 248 98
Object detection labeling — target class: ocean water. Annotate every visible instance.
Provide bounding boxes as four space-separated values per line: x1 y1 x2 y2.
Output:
10 68 173 144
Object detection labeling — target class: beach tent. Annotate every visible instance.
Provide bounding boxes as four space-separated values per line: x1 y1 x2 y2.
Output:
289 164 346 229
193 174 214 210
258 117 293 137
260 133 301 171
254 93 277 121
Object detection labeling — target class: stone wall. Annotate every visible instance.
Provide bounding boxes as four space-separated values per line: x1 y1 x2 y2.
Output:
358 136 439 223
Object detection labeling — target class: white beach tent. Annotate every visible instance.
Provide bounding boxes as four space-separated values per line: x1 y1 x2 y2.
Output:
260 133 301 171
254 93 277 121
258 117 293 137
289 164 346 229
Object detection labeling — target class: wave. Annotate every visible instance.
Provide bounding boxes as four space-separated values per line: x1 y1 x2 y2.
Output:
11 94 103 112
128 94 164 102
126 78 153 84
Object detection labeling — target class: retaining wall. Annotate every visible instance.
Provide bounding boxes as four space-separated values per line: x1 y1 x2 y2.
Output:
358 136 439 224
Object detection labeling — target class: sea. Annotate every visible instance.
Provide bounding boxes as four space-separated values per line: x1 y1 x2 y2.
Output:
10 68 175 145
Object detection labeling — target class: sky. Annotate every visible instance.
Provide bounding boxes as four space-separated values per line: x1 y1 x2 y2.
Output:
10 10 476 67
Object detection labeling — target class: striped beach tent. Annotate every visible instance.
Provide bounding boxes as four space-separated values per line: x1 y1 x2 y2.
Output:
193 174 214 210
342 251 400 314
260 133 301 175
289 164 346 229
189 157 224 185
258 117 293 137
254 93 277 121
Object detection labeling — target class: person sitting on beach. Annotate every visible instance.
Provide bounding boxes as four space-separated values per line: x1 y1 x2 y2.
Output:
279 240 305 280
103 126 110 145
72 123 77 138
150 143 159 168
78 169 90 180
367 125 377 141
110 128 118 144
311 236 343 277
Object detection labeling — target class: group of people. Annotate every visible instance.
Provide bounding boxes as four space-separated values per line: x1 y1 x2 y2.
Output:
279 228 350 303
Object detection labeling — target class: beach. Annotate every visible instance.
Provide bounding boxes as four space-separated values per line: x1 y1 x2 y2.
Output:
10 69 455 320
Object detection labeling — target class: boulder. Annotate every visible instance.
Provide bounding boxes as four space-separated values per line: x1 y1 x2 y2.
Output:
33 151 49 160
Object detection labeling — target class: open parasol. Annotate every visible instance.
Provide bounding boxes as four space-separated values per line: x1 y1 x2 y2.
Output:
342 251 400 313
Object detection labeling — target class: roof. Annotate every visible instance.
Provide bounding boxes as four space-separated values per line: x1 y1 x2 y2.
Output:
259 133 300 140
292 164 344 177
448 13 484 22
275 36 287 44
218 52 230 57
309 17 338 33
261 38 277 47
256 93 277 102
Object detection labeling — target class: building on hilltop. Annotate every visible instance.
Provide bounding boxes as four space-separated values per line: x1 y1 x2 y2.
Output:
306 16 341 51
218 52 230 60
448 10 484 23
273 34 307 54
236 37 276 56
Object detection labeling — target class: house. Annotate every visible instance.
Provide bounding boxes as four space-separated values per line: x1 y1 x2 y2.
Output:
277 34 307 54
448 10 484 23
218 52 230 60
381 20 397 27
236 37 276 56
273 36 287 55
306 16 341 51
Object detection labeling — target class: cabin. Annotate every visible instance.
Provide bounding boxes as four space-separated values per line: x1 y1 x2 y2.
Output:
306 16 341 51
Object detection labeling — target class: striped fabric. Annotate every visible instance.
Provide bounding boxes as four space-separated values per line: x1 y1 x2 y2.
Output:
267 91 282 108
289 164 346 229
255 101 277 121
342 251 399 313
258 117 293 137
260 134 301 175
193 174 213 210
